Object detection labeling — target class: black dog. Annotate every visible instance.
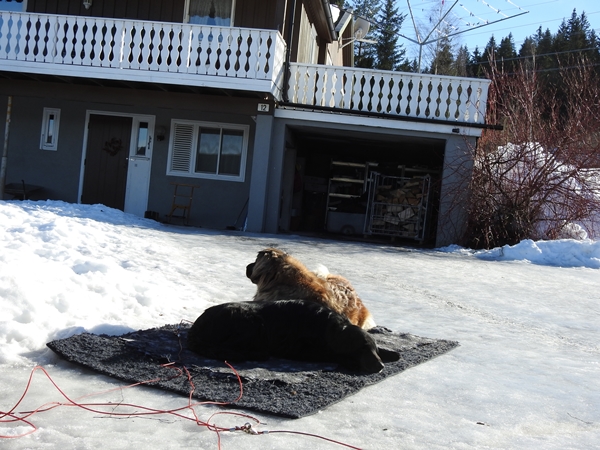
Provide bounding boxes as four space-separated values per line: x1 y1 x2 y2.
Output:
187 299 399 374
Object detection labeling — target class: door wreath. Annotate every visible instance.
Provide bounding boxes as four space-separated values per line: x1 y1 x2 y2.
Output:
103 137 124 156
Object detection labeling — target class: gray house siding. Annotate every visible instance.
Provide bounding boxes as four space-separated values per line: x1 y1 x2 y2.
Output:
1 80 266 229
1 85 84 203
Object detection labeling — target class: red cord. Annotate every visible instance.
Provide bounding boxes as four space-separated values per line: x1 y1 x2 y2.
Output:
1 361 362 449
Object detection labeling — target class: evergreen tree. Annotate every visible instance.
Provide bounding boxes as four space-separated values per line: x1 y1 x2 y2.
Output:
397 58 419 73
497 33 517 73
519 36 536 58
534 27 555 70
467 8 600 79
452 45 470 77
554 10 600 64
519 36 537 71
374 0 405 70
467 46 484 77
429 34 454 75
478 35 497 75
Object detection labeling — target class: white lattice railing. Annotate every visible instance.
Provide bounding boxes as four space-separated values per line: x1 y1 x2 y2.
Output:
0 12 491 125
0 12 286 94
287 63 491 124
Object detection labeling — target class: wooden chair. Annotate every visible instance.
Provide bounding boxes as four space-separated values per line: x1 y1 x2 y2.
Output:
165 182 199 225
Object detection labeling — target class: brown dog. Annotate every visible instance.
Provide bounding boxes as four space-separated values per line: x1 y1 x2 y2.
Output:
245 248 376 329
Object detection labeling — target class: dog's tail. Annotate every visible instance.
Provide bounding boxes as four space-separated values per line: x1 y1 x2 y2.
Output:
313 264 330 279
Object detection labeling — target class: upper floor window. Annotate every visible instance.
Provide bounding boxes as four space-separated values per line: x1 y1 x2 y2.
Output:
0 0 26 12
167 119 248 182
40 108 60 151
186 0 235 26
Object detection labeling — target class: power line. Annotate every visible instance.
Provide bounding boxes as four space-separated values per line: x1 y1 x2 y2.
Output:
459 9 600 41
470 46 600 65
491 61 600 75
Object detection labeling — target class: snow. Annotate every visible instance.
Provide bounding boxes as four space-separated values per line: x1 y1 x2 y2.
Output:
439 239 600 269
1 200 599 449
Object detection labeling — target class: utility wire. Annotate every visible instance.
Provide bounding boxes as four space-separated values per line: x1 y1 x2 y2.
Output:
470 46 600 65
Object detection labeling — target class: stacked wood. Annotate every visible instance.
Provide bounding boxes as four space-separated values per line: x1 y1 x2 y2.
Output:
371 177 426 235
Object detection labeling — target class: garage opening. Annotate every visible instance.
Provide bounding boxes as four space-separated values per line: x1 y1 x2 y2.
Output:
280 125 446 246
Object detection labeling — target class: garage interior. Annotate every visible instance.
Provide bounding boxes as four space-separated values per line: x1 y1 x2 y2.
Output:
282 125 447 246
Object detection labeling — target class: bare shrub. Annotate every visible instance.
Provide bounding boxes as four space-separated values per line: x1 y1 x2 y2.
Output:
463 58 600 248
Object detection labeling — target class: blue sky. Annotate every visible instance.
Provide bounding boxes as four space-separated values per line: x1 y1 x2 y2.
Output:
397 0 600 55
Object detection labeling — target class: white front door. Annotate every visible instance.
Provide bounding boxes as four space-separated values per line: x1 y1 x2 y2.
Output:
124 117 154 217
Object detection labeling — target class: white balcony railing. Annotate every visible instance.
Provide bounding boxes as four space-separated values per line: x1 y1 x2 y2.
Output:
288 63 491 125
0 12 490 125
0 12 286 95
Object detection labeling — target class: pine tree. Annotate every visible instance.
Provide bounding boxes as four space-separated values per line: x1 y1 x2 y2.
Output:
519 37 536 58
429 34 454 75
479 35 497 75
467 46 484 77
397 58 419 73
534 27 555 71
374 0 405 70
519 37 536 71
452 45 470 77
554 10 600 65
497 33 517 73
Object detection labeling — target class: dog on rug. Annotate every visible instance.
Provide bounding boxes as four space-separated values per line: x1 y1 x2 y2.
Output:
245 248 376 330
186 299 399 374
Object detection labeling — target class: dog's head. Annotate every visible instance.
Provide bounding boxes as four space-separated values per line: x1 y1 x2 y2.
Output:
328 324 400 374
246 248 288 285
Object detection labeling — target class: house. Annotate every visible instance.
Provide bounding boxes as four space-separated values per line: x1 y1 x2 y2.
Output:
0 0 491 246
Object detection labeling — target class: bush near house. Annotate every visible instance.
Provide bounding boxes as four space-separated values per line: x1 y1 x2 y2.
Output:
463 58 600 249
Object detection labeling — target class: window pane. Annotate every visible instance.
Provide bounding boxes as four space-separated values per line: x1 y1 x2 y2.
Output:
188 0 232 26
195 127 221 173
136 122 148 156
45 114 55 145
218 129 243 176
41 108 60 151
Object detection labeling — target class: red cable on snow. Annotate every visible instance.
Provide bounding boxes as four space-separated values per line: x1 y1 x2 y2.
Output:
1 362 362 449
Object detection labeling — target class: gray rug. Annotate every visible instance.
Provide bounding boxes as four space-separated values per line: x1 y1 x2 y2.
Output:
47 324 458 419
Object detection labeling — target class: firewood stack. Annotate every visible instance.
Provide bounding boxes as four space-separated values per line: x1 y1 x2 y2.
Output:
370 177 426 234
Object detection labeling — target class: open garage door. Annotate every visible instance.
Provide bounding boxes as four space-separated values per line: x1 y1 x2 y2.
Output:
279 126 445 246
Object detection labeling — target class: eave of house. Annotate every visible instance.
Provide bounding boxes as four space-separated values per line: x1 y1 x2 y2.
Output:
303 0 337 43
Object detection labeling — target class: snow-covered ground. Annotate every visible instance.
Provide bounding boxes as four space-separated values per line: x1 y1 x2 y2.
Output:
1 200 599 449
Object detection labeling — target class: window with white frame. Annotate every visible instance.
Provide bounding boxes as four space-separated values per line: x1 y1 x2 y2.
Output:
40 108 60 151
167 119 248 182
185 0 235 26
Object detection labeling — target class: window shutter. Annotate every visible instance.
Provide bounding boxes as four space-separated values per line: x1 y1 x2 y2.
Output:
170 123 195 173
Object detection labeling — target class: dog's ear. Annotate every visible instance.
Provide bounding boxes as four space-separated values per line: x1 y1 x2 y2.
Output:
377 347 400 363
260 248 286 260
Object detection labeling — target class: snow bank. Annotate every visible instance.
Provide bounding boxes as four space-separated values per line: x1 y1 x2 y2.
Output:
440 239 600 269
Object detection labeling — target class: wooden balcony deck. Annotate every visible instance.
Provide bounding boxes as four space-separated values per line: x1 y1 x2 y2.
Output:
0 12 490 126
0 12 286 96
